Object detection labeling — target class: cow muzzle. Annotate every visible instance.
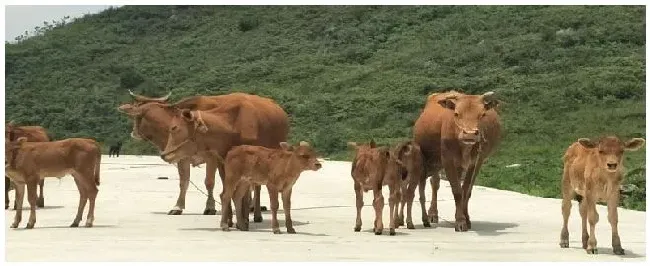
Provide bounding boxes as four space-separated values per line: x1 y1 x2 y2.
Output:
458 129 479 145
606 163 618 172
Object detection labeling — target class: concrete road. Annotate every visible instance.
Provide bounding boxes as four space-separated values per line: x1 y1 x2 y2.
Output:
4 155 646 261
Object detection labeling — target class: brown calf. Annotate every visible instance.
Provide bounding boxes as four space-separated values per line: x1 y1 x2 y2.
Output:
559 136 644 255
4 137 101 229
392 141 428 229
348 140 404 235
221 142 322 234
5 122 49 209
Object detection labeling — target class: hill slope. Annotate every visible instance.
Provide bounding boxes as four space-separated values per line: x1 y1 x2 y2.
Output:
5 6 646 210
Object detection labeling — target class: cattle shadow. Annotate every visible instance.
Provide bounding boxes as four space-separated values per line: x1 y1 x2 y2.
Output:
150 211 217 216
9 205 65 211
361 228 410 236
179 219 325 235
569 246 645 259
11 224 117 230
434 220 519 236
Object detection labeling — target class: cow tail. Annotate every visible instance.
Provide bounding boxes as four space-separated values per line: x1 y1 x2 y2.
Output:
94 144 102 186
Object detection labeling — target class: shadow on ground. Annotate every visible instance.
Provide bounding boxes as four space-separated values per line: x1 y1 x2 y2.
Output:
178 219 329 236
361 228 410 236
11 224 117 230
569 246 645 259
435 220 519 236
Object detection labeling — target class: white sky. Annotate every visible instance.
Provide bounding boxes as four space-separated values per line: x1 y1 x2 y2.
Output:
4 5 115 41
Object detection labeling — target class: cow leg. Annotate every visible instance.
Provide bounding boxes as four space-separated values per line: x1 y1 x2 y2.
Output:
579 197 589 250
240 185 251 229
607 194 624 255
216 164 233 227
252 185 263 223
585 197 599 254
404 181 416 229
71 177 88 227
388 184 399 236
10 182 25 228
354 182 363 232
427 172 441 224
37 179 45 208
267 186 281 234
559 169 573 248
442 159 467 232
397 182 406 227
84 180 99 228
169 160 190 215
372 188 385 235
232 183 249 231
25 181 38 229
5 176 10 210
282 188 295 234
202 160 218 215
417 175 431 227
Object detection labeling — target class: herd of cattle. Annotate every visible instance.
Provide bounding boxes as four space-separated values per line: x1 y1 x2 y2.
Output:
4 90 645 256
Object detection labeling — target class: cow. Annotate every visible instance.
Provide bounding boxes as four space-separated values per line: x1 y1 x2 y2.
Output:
108 141 123 157
347 140 405 236
4 137 101 229
220 142 322 234
118 91 288 223
392 140 429 229
559 136 645 255
5 122 49 209
413 90 502 232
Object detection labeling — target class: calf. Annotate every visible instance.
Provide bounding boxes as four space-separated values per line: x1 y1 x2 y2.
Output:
559 136 645 255
5 123 49 209
348 140 404 235
220 141 322 234
392 141 428 229
4 137 101 229
109 141 123 157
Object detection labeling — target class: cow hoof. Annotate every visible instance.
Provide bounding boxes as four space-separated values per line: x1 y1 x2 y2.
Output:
407 222 415 229
273 229 281 234
374 230 382 235
422 220 431 228
455 222 468 232
389 229 396 236
287 228 296 234
559 240 569 248
167 209 183 215
354 226 361 232
253 216 263 223
26 223 34 229
4 204 8 210
85 223 93 228
228 221 234 228
203 209 217 215
586 248 598 254
613 248 625 255
429 215 439 224
396 220 404 226
221 227 230 232
37 198 44 208
70 222 79 227
10 223 19 228
261 206 268 211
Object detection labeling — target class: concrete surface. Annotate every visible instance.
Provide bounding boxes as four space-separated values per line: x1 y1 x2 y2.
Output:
4 155 647 261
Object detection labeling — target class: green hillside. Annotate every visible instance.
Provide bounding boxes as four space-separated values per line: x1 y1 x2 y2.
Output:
5 6 646 210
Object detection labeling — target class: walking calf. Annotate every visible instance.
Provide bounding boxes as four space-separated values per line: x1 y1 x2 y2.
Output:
559 136 644 255
4 137 101 229
348 140 405 235
392 141 429 229
221 141 322 234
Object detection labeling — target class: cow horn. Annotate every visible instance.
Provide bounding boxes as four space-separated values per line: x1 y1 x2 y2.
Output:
7 120 15 126
129 90 172 102
299 141 310 147
482 91 495 101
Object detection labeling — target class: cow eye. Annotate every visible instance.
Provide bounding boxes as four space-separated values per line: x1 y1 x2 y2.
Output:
454 113 459 117
171 126 178 131
598 150 605 154
301 154 310 159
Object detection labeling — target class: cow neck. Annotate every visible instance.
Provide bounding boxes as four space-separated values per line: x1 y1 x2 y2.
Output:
9 145 20 169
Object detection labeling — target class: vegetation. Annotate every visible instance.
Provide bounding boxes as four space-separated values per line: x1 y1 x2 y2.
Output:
5 6 645 210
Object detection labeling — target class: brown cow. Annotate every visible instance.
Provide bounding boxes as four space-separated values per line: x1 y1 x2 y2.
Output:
348 140 405 235
413 90 502 232
4 137 101 229
118 92 289 223
559 136 645 255
5 122 49 209
392 140 429 229
220 142 322 234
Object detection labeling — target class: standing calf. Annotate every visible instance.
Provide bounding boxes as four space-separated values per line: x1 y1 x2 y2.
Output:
221 141 322 234
4 137 101 229
393 141 428 229
108 141 123 157
348 140 405 235
559 136 645 255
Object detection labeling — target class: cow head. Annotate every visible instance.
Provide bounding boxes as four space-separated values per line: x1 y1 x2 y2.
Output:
438 91 499 145
281 141 322 171
393 141 422 180
578 136 645 173
159 109 208 163
5 137 27 168
348 140 396 178
117 101 177 149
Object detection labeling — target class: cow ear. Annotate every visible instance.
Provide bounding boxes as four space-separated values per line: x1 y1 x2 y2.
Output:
624 138 645 151
279 142 292 151
117 103 142 116
383 150 391 159
347 142 358 150
370 139 376 148
16 137 28 146
482 91 498 110
438 97 457 110
578 138 597 149
181 109 194 122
